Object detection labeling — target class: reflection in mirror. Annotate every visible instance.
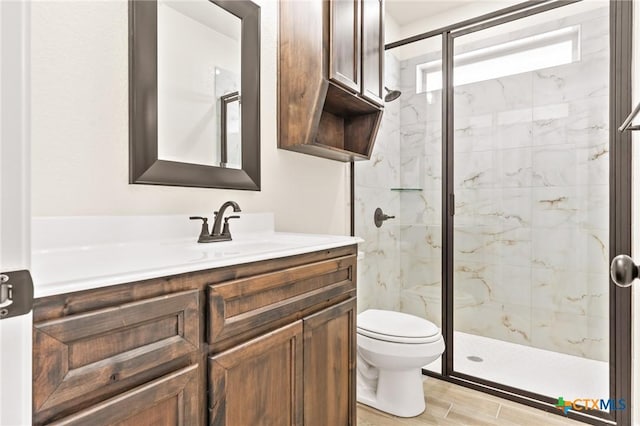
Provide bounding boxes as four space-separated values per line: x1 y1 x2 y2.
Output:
216 68 241 169
220 89 241 168
157 0 242 168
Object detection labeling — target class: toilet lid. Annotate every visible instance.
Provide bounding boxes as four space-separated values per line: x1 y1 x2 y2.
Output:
357 309 441 344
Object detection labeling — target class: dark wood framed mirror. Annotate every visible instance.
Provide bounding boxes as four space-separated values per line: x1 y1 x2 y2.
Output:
129 0 260 190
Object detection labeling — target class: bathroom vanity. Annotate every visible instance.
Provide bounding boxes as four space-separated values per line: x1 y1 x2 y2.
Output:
30 215 359 425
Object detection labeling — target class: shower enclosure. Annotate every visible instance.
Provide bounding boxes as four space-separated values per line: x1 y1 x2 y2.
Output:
354 1 632 424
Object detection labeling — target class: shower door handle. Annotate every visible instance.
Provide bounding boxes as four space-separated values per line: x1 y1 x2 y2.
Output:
610 255 638 287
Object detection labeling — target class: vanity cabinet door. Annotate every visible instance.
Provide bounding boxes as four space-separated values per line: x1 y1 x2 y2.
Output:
328 0 361 93
303 297 357 426
361 0 384 106
46 364 200 426
209 321 303 426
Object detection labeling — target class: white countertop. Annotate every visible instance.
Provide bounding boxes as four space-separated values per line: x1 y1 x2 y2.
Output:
31 214 361 298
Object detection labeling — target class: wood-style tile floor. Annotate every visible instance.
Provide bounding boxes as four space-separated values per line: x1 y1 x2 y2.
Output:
357 377 585 425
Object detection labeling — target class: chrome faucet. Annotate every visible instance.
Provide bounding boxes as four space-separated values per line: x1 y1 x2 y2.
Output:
189 201 242 243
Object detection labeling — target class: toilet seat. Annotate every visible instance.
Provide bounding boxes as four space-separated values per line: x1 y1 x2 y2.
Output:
357 309 441 344
358 328 442 344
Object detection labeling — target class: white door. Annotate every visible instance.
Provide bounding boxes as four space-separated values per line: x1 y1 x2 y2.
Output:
0 1 32 425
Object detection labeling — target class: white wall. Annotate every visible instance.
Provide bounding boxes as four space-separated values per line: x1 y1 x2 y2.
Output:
389 0 607 62
390 1 522 44
385 12 400 45
30 0 350 235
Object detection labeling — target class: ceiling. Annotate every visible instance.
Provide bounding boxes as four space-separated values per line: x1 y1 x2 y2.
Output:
385 0 470 26
161 0 241 41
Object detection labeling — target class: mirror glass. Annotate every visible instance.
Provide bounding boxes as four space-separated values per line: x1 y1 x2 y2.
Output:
157 0 242 169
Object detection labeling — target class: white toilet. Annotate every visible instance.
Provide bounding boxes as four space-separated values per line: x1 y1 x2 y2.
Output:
356 309 445 417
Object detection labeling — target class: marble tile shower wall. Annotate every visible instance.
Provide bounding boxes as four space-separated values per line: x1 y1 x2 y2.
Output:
397 7 610 362
355 52 402 313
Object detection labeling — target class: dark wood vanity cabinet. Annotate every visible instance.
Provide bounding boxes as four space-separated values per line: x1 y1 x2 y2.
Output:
206 253 356 425
279 0 385 162
33 245 357 425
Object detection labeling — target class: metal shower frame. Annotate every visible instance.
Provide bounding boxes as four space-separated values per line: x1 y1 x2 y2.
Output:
351 1 633 424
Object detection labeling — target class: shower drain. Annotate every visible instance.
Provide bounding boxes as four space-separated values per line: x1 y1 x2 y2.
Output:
467 355 484 362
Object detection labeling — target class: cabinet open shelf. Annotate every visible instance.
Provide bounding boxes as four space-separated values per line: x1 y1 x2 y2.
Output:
312 84 383 161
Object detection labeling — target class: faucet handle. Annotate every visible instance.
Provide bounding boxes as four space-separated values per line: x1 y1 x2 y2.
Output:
189 216 210 239
222 215 240 236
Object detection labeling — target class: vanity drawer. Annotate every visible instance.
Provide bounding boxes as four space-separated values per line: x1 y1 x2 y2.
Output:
33 290 200 425
207 254 355 346
47 364 200 426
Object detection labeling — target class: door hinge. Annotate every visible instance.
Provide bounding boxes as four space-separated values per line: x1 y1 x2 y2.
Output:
449 193 455 216
0 270 33 320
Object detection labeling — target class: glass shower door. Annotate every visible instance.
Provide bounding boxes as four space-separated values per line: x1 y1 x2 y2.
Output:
451 1 611 403
390 36 444 374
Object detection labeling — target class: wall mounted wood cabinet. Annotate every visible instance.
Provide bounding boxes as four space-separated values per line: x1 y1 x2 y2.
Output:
279 0 385 162
32 245 357 425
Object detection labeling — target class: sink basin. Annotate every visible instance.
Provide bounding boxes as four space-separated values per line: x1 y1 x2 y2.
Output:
184 240 296 259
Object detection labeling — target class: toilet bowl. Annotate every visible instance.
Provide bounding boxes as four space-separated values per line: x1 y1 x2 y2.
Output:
356 309 445 417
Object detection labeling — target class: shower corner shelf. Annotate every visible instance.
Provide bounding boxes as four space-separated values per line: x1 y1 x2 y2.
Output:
390 187 423 192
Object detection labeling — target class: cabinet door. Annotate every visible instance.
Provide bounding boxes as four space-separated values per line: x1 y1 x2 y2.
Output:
209 322 303 426
329 0 361 92
361 0 384 106
48 364 200 426
303 297 356 426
